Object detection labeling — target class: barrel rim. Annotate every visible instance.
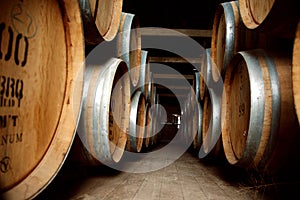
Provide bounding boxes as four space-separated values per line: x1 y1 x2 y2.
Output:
144 102 152 148
139 50 149 96
95 58 130 163
129 90 146 152
118 12 142 87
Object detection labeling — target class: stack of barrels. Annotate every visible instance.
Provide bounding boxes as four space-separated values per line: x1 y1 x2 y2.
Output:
0 0 160 199
181 72 202 149
188 0 300 176
74 0 161 166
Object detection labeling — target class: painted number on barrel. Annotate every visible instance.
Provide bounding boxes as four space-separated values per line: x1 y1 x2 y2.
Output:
0 156 11 173
0 22 29 67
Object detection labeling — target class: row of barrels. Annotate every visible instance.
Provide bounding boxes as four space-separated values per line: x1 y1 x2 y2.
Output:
182 0 300 176
73 58 160 163
0 0 161 199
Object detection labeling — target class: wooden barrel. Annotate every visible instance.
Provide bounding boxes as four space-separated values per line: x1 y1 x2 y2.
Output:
155 94 163 142
183 94 190 143
144 103 152 148
211 1 240 82
117 12 142 87
0 0 85 199
194 71 201 147
139 50 150 98
211 1 269 82
181 98 188 144
183 91 197 147
185 95 193 145
197 105 204 150
144 95 160 148
77 58 130 165
145 60 151 102
292 20 300 125
188 107 194 148
143 73 154 148
79 0 123 44
222 49 300 174
194 72 200 102
200 89 223 159
150 86 158 145
200 48 213 101
201 93 211 154
188 78 202 149
238 0 298 38
148 73 155 104
192 93 203 150
127 90 146 152
154 92 162 145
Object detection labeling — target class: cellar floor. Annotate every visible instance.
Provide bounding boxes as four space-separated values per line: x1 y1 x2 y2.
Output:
35 142 300 200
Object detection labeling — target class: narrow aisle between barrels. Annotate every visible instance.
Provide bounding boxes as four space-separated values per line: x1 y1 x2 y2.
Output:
34 142 299 200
